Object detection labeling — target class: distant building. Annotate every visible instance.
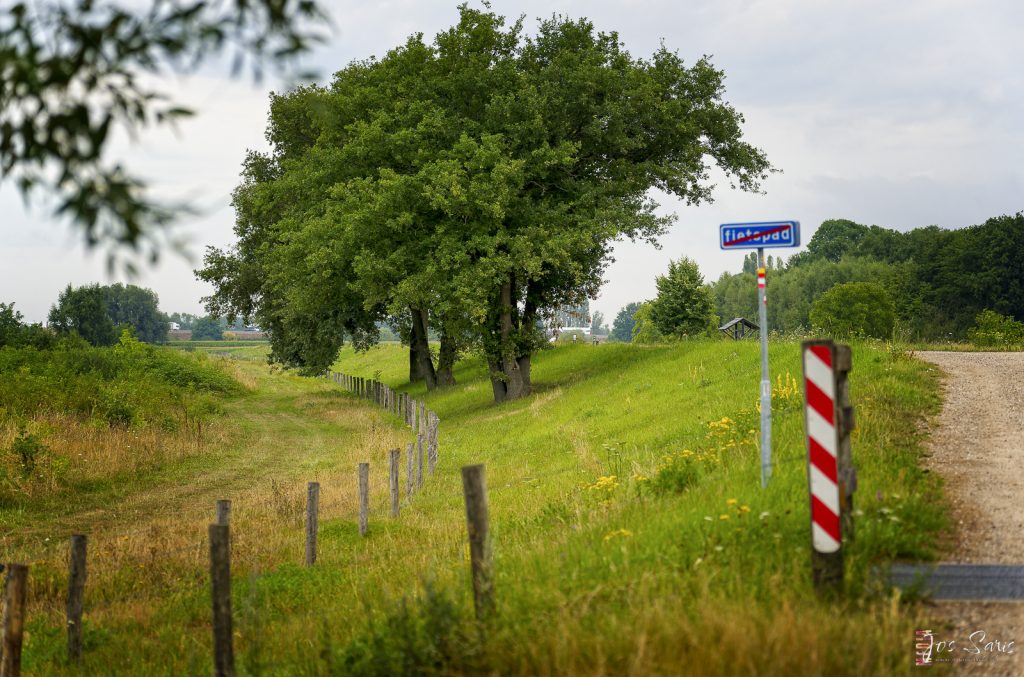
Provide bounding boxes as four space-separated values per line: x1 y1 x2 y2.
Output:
168 321 181 331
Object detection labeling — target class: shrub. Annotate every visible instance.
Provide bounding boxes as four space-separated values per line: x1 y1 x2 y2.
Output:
0 333 242 430
630 303 663 344
809 282 896 338
9 427 48 478
968 310 1024 347
335 583 481 676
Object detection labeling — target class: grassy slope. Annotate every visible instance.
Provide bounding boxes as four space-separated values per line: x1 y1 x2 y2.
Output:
14 340 946 675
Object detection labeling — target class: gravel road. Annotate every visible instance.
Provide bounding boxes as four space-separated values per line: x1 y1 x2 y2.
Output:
919 351 1023 676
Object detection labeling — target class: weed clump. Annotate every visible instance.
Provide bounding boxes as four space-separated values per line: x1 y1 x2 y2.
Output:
334 584 483 676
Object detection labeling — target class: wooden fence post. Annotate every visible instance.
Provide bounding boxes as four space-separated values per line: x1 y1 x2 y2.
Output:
427 412 439 475
389 449 400 517
306 482 319 566
358 463 370 536
66 535 87 663
835 345 856 541
406 442 415 498
416 434 425 488
208 524 235 677
1 563 28 677
216 499 231 526
461 465 493 620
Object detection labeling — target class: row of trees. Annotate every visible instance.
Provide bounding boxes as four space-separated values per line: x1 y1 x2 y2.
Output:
198 7 771 402
605 212 1023 343
48 284 167 346
712 214 1024 339
1 285 229 349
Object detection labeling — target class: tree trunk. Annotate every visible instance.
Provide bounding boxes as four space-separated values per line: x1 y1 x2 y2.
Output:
410 307 437 389
486 281 531 401
436 328 457 387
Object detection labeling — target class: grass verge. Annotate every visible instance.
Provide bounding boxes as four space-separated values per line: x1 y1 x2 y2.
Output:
9 339 946 675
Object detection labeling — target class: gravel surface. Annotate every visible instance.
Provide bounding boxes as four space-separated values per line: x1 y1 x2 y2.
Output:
918 352 1023 676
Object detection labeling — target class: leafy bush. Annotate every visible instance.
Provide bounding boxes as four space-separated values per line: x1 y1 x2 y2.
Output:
968 310 1024 347
630 303 663 344
334 583 482 676
0 332 243 429
809 282 896 338
8 427 48 478
1 426 69 503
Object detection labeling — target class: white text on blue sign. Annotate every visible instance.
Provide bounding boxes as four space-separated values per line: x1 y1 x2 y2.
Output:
720 221 800 250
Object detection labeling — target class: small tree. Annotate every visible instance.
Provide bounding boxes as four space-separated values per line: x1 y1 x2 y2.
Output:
0 302 22 347
649 258 716 338
610 302 641 342
631 303 664 344
809 282 896 338
192 316 224 341
48 284 118 346
0 302 55 349
589 311 608 336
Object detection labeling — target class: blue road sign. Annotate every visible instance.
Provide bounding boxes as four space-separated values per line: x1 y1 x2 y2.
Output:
720 221 800 250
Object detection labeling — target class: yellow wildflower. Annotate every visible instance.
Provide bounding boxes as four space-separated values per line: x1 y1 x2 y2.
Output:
603 529 633 542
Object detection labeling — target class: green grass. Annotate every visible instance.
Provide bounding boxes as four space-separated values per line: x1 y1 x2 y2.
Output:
10 339 947 675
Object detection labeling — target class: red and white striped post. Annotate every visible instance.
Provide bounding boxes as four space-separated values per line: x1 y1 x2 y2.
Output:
802 340 844 592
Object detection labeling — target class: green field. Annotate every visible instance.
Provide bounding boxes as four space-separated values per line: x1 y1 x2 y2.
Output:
4 339 948 675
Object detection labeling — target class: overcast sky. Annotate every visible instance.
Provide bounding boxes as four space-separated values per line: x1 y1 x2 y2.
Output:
2 0 1022 324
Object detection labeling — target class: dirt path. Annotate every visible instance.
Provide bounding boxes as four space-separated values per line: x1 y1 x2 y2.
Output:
919 352 1024 675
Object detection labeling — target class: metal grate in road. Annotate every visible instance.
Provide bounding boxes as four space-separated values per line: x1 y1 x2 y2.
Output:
889 563 1024 600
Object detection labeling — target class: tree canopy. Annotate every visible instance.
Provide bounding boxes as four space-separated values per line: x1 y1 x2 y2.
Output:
191 316 224 341
47 283 167 345
610 302 642 342
200 6 772 401
712 213 1024 339
0 0 327 262
649 257 716 338
809 282 896 339
48 284 118 346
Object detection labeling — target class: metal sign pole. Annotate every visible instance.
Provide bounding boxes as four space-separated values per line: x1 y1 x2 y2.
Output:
718 220 798 489
758 247 772 488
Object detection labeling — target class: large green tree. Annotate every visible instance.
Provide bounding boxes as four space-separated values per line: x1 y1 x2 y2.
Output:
200 7 772 401
48 284 118 346
104 284 168 343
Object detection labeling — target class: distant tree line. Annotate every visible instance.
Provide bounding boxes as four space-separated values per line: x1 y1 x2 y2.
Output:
712 214 1024 339
1 284 235 349
48 284 167 345
605 212 1023 343
197 6 771 402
